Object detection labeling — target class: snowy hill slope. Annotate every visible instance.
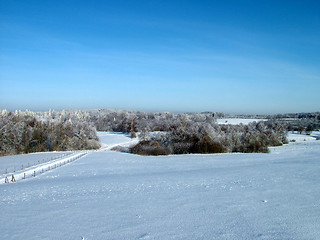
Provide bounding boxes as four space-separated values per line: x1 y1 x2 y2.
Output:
0 151 72 176
0 132 319 239
0 132 137 184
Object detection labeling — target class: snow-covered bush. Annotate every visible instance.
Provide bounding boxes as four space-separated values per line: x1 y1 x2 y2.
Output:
129 120 288 155
0 110 100 155
131 140 171 156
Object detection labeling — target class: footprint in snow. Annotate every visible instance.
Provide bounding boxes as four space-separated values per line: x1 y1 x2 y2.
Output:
138 233 150 239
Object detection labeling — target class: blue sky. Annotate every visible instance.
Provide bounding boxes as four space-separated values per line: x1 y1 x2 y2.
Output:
1 0 319 114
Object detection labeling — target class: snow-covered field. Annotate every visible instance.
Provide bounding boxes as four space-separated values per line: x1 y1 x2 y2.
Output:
98 132 139 150
0 132 319 239
216 118 266 125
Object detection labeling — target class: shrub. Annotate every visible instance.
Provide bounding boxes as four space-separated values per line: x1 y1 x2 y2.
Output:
111 145 130 153
244 140 269 153
191 136 226 154
130 131 137 138
153 126 162 131
0 110 100 155
130 141 171 156
171 142 193 154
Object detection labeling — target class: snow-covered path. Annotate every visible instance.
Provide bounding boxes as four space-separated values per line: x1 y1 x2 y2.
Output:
0 133 319 239
97 131 138 151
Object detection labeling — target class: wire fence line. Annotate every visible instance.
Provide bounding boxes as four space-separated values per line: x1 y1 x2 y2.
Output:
1 151 89 184
1 152 75 177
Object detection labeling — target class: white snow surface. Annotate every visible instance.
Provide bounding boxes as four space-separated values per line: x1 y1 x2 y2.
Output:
288 131 320 142
217 118 266 125
98 132 138 150
0 132 320 239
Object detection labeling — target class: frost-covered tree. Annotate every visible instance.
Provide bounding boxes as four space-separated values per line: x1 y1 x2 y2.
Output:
0 110 100 155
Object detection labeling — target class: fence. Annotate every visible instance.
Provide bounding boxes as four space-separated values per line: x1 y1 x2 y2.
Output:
2 152 75 176
1 151 88 184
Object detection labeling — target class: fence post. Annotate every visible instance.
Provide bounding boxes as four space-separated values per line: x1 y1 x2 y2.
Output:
24 173 26 179
33 171 36 177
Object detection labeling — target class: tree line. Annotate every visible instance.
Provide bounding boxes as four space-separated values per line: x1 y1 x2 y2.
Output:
1 109 318 156
0 110 100 155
